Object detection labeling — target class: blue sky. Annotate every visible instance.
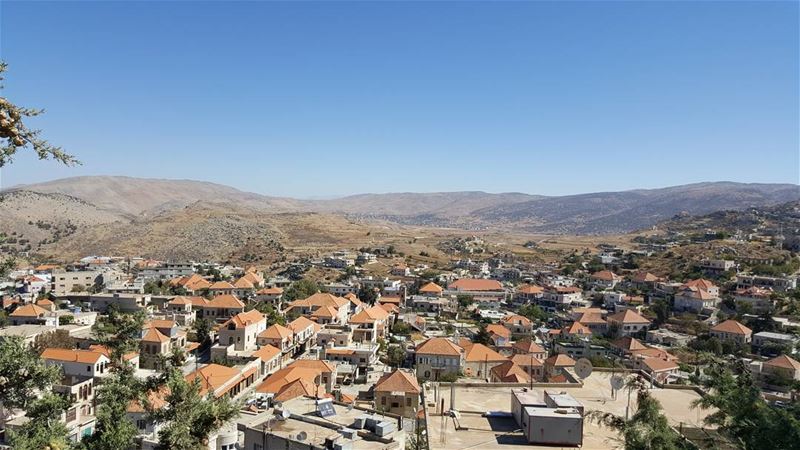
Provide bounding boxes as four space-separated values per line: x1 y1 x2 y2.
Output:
0 1 797 198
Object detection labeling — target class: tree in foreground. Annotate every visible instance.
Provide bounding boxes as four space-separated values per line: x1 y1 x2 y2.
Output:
80 362 142 450
147 366 240 449
7 393 72 450
0 336 62 416
590 377 691 450
81 306 146 449
692 360 800 450
0 62 77 167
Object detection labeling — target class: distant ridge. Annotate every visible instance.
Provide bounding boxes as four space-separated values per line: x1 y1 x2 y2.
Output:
6 176 800 234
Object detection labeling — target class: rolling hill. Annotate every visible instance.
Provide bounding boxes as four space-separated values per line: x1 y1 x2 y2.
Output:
2 176 799 261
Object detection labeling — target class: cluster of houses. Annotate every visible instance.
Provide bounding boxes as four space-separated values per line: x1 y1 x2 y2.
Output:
2 242 800 449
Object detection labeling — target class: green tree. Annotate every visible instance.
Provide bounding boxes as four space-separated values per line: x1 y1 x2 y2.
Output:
385 345 407 368
92 305 146 361
518 304 546 322
59 314 75 325
82 362 142 450
651 299 670 327
0 256 15 278
147 366 240 449
358 285 378 305
457 294 473 310
0 62 78 167
692 360 800 450
473 325 492 346
591 379 691 450
192 317 213 346
391 321 411 335
7 393 72 450
33 329 76 353
283 279 320 301
0 336 61 413
252 302 286 326
71 284 86 293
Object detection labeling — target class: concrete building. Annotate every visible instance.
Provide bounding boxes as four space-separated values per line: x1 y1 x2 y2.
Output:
41 348 111 379
52 270 103 295
462 342 508 378
87 293 149 313
733 287 775 313
710 320 752 345
373 369 421 418
752 331 798 352
511 389 583 446
414 337 464 381
700 259 735 273
219 310 267 352
606 309 650 337
736 274 797 292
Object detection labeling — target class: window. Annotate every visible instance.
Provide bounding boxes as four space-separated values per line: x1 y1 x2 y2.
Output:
381 396 386 405
137 420 147 430
406 397 412 407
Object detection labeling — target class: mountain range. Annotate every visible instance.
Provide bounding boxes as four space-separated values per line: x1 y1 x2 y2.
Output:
1 176 798 261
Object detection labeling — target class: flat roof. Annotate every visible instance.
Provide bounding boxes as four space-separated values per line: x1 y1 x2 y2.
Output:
242 397 403 450
0 324 55 337
523 406 582 419
544 391 583 409
511 388 542 406
425 372 714 450
754 331 796 340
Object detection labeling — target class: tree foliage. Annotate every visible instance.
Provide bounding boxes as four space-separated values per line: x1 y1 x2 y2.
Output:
282 279 320 302
0 62 77 167
517 303 546 322
82 362 142 450
7 393 72 450
385 345 407 368
249 302 286 326
32 329 76 353
692 360 800 450
146 366 240 449
92 304 146 363
473 325 492 346
192 317 213 346
590 378 691 450
0 336 61 412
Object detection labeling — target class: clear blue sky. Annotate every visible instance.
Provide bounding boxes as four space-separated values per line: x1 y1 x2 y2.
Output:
0 1 797 198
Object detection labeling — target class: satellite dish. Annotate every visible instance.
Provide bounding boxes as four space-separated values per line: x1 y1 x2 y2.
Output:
280 409 291 420
610 375 625 391
296 431 307 441
574 358 593 380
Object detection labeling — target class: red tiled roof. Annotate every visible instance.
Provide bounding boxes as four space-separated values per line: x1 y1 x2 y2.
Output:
711 320 752 336
448 278 503 292
416 338 463 357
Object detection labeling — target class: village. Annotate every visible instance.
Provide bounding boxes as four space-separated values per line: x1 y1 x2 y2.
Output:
1 219 799 450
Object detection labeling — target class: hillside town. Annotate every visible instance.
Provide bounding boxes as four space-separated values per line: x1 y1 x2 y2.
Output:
0 1 798 449
2 222 799 450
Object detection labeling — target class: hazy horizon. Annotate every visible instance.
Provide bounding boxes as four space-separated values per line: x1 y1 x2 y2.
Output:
0 1 797 196
2 174 799 200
